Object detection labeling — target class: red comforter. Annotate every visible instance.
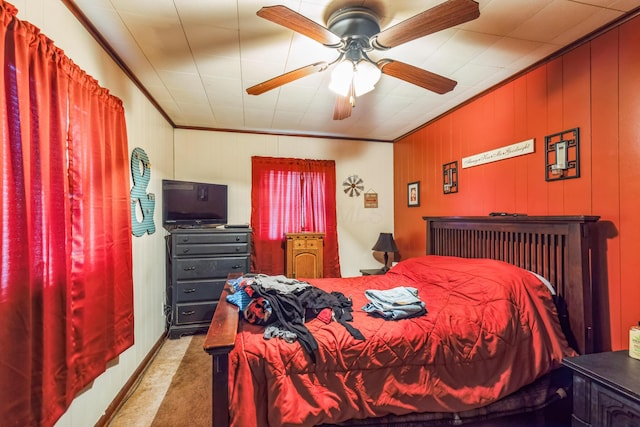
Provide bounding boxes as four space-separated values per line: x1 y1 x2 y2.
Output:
228 255 575 427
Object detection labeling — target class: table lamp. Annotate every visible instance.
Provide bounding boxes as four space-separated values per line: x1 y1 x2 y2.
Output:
372 232 399 272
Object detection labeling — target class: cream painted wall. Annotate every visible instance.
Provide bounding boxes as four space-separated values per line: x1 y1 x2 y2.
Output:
174 130 395 278
10 1 174 426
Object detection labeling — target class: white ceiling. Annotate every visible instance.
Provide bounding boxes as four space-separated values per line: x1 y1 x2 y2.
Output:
70 0 639 142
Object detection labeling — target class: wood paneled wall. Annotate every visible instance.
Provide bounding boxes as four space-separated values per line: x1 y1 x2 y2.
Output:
393 15 640 352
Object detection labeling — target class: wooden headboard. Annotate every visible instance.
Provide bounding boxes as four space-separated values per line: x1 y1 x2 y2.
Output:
423 215 599 355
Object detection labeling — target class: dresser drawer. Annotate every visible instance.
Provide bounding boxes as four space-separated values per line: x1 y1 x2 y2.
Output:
175 301 217 325
175 279 226 303
173 242 249 257
172 232 248 245
572 372 591 424
293 239 320 249
174 256 249 280
592 382 640 427
564 351 640 427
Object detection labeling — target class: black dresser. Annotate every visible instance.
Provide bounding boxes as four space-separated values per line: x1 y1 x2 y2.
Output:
563 350 640 427
165 227 251 338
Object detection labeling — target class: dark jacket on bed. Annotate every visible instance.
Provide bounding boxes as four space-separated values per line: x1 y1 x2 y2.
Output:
248 284 364 362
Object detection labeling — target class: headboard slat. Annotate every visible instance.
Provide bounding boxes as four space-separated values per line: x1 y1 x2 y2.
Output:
424 215 599 354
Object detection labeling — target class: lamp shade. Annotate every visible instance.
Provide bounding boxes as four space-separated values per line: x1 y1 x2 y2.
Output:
372 233 398 253
353 60 381 96
329 60 355 96
329 58 381 97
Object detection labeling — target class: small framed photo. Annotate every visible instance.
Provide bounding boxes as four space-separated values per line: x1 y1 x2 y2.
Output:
407 181 420 207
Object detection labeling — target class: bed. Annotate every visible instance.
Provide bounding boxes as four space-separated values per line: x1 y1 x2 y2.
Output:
203 215 599 427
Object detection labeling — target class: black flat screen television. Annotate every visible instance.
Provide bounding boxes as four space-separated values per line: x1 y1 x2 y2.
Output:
162 179 228 228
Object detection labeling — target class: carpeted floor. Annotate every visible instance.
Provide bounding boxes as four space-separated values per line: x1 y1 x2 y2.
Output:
108 334 211 427
151 334 211 426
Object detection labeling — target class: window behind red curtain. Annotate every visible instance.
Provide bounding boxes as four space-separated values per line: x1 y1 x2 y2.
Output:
251 156 341 277
0 3 134 426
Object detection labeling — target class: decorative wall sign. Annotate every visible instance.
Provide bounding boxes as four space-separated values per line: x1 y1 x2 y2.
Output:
443 161 458 194
462 138 535 169
545 128 580 181
364 190 378 208
407 181 420 207
130 147 156 236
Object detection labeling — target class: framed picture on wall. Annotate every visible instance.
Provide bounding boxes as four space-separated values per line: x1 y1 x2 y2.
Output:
407 181 420 207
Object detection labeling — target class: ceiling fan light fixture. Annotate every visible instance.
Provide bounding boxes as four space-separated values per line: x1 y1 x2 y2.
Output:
329 60 355 96
250 1 481 119
329 58 381 97
353 59 381 96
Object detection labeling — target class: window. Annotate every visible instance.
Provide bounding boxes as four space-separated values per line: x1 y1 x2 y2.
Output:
0 4 133 425
251 156 341 277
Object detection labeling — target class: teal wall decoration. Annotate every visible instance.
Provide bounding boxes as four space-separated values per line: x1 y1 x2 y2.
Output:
130 147 156 236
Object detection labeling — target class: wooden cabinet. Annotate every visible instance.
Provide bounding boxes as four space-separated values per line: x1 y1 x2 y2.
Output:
563 350 640 427
166 228 251 338
285 232 324 279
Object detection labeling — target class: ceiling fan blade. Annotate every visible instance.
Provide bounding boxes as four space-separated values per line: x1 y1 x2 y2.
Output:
333 94 353 120
371 0 480 50
257 5 343 47
379 60 457 94
247 62 328 95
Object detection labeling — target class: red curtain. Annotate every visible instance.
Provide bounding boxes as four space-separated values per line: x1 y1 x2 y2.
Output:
0 2 133 426
251 156 341 277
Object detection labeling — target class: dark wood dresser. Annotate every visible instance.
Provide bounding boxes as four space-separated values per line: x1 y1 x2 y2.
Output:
563 350 640 427
165 227 251 338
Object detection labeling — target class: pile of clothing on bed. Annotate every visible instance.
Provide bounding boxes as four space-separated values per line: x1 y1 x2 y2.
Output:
225 274 426 361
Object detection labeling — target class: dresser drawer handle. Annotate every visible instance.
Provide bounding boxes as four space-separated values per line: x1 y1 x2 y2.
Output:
232 264 243 269
181 237 189 242
181 310 195 316
183 266 196 271
183 288 196 293
235 236 240 241
182 248 190 254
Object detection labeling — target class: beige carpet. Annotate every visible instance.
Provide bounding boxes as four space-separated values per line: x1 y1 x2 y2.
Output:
108 334 211 427
151 334 211 426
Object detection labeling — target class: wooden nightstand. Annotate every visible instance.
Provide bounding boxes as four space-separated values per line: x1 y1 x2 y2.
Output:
359 268 386 276
562 350 640 427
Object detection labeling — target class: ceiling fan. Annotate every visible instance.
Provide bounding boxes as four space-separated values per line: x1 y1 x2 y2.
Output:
246 0 480 120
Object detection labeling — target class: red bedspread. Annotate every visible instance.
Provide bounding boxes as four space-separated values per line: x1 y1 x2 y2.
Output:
228 255 576 427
